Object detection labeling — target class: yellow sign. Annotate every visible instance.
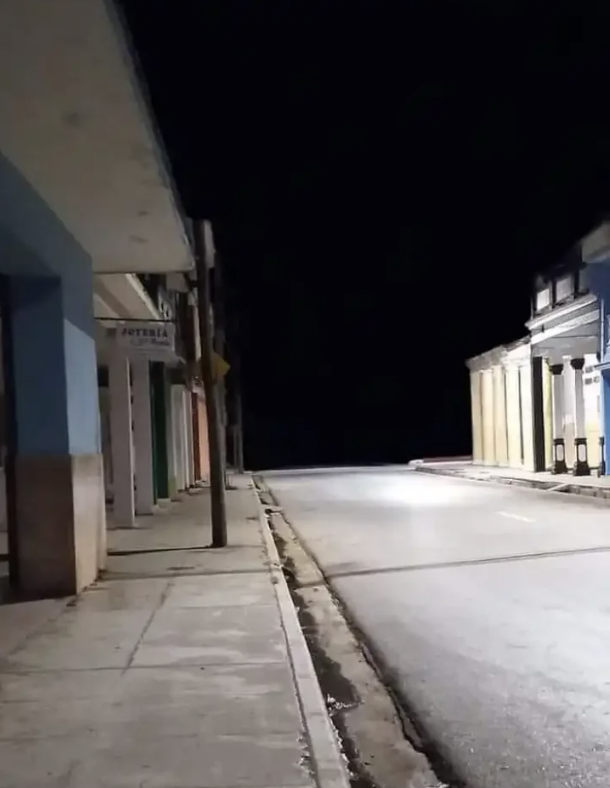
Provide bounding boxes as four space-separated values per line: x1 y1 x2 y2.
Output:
212 352 230 381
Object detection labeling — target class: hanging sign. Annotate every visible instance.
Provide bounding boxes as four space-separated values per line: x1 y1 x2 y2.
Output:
114 322 176 360
212 351 230 381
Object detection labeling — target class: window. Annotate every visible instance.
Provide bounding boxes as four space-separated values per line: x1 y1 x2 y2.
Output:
554 274 574 303
535 287 551 312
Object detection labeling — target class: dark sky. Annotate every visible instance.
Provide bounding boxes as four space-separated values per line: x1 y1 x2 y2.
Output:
119 1 610 469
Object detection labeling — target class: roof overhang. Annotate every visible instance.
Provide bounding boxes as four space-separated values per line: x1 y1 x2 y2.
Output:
0 0 193 274
94 274 160 322
529 304 599 360
582 222 610 265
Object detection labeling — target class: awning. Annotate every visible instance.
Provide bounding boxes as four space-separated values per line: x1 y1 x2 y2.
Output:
528 294 599 357
0 0 193 274
94 275 160 322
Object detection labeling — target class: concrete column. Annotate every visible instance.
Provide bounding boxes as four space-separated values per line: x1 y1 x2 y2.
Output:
550 362 568 474
151 363 169 499
171 384 185 492
601 371 610 475
132 359 155 513
469 371 483 463
185 390 194 487
109 346 135 525
197 395 210 481
192 392 202 482
7 275 106 596
570 357 590 475
179 388 189 488
165 375 178 500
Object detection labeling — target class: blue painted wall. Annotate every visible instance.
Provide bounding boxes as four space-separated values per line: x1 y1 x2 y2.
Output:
0 151 99 455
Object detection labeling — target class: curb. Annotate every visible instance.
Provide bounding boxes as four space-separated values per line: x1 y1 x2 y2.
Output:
414 465 610 501
252 482 351 788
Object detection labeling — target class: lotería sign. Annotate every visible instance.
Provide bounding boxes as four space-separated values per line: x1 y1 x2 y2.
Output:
115 322 176 359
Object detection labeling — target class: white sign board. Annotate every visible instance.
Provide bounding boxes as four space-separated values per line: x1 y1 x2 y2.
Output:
115 322 176 360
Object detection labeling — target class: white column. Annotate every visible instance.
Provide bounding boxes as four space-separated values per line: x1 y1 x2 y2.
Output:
571 357 590 474
132 360 155 514
165 374 177 499
109 348 135 526
172 384 185 491
550 360 567 474
181 389 189 488
185 391 195 487
572 358 585 439
551 363 565 438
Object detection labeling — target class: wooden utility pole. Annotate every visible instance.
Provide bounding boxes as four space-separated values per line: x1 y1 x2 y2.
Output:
193 219 227 547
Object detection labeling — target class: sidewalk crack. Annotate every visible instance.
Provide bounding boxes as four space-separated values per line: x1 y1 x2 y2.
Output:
123 578 174 672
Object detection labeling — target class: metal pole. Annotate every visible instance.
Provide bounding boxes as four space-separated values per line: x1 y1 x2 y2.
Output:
193 219 227 547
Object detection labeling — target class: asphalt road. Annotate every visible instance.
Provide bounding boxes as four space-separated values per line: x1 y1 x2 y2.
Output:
264 467 610 788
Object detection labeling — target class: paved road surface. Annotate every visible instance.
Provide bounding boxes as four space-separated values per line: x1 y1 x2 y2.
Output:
264 467 610 788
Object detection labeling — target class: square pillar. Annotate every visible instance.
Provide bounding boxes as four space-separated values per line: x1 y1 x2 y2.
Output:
151 362 170 500
7 275 105 597
601 372 610 475
172 384 186 491
550 362 568 474
167 381 180 499
132 360 155 514
184 389 195 487
570 357 590 476
192 392 202 482
109 346 134 526
198 396 210 481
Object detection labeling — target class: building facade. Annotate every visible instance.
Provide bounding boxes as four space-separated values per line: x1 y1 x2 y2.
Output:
97 273 212 528
0 0 223 600
582 220 610 474
467 250 601 475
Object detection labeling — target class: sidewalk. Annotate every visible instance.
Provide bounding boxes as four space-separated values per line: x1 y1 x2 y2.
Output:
0 477 348 788
412 459 610 499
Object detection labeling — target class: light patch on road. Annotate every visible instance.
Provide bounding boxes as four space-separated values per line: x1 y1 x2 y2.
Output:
497 510 534 523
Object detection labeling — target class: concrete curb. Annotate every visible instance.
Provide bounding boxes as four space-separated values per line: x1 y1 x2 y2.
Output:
414 464 610 501
251 481 351 788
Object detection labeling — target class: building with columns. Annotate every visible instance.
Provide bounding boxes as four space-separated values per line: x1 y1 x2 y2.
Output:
0 0 219 599
467 251 602 475
582 220 610 475
97 273 211 528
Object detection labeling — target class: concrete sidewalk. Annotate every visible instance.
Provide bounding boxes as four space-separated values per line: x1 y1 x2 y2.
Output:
0 478 348 788
412 459 610 499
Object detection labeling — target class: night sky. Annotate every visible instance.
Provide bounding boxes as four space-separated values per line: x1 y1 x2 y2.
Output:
119 1 610 470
